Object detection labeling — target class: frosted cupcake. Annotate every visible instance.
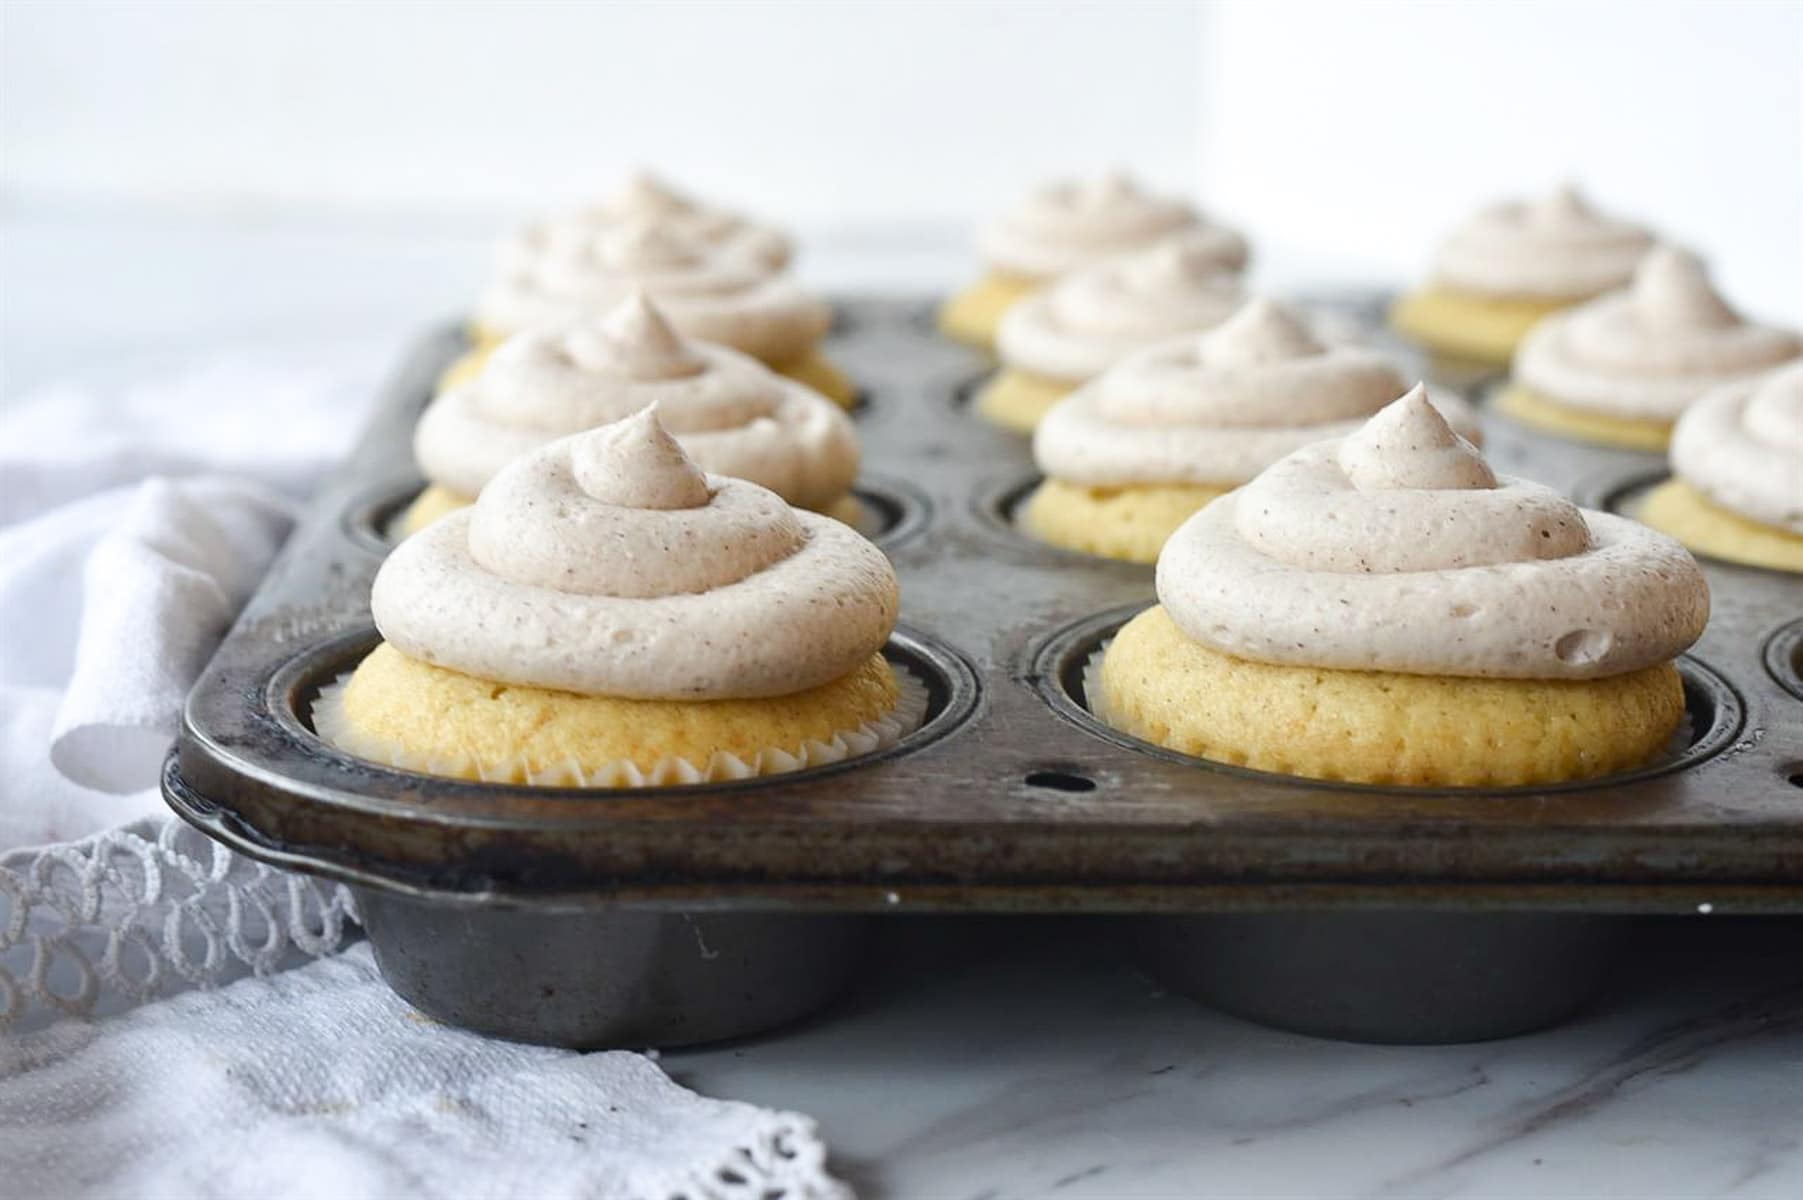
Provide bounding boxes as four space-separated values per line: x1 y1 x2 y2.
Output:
1390 185 1654 365
973 234 1245 434
1023 300 1480 562
497 172 792 278
402 294 860 535
1499 247 1802 451
1641 362 1803 572
317 408 922 787
1098 389 1709 787
469 220 854 407
938 173 1247 352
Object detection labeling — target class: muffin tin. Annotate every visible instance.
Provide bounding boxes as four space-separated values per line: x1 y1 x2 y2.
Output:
164 296 1803 1048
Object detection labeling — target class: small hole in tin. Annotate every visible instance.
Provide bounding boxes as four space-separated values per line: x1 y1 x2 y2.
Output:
1025 769 1096 793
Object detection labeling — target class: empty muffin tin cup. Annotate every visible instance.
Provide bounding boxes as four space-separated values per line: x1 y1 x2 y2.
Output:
1140 910 1622 1044
356 891 867 1049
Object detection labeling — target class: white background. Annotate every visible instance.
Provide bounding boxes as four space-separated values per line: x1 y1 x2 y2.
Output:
3 0 1799 394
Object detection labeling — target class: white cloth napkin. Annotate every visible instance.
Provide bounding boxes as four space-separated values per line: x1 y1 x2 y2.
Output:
0 349 851 1198
0 941 847 1200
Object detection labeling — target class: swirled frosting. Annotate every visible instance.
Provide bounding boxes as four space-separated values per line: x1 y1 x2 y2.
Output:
1514 247 1803 421
1156 387 1708 679
375 408 897 699
496 172 791 277
996 234 1246 381
1035 300 1481 485
417 294 857 509
478 220 829 364
1670 362 1803 534
977 172 1247 279
1432 184 1654 299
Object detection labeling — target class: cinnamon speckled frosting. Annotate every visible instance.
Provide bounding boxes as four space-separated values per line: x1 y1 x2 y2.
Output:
1514 247 1802 422
496 171 791 276
417 294 857 509
1432 184 1654 299
1157 388 1709 679
1035 300 1480 486
978 172 1247 279
1671 362 1803 534
478 220 829 364
996 234 1246 381
376 409 897 700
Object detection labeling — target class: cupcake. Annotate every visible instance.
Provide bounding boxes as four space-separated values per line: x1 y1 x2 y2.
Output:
496 171 792 277
938 172 1248 352
402 294 860 536
1640 362 1803 572
1389 185 1654 366
1022 300 1480 563
1098 388 1709 787
973 234 1245 434
1498 247 1802 451
469 219 854 407
317 408 922 786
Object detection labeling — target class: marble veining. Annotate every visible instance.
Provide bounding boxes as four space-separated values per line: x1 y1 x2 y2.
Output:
670 916 1803 1199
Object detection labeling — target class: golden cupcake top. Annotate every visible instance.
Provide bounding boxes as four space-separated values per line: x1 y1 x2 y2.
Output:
1670 361 1803 534
496 171 792 276
977 172 1246 279
478 220 830 365
375 407 897 700
416 294 857 510
995 233 1246 380
1431 184 1654 299
1033 299 1479 486
1156 387 1709 679
1514 247 1803 421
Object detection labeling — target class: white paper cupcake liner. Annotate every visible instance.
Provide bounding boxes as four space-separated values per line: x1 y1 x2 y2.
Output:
1082 641 1695 781
311 658 930 789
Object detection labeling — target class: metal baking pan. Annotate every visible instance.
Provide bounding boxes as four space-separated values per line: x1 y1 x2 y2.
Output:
165 296 1803 1047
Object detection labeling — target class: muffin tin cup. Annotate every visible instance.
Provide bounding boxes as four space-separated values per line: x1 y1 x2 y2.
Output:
356 891 868 1049
164 297 1803 1050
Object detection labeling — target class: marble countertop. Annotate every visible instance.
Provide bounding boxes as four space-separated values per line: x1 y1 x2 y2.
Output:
7 209 1799 1199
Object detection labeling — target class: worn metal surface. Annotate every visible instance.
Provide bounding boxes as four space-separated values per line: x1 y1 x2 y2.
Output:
166 297 1803 915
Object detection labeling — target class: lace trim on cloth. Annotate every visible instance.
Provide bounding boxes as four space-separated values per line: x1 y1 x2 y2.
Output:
0 815 358 1031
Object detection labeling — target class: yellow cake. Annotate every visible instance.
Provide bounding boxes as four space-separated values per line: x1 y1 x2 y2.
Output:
1020 480 1227 564
1388 288 1571 367
334 642 898 784
322 409 913 787
938 272 1041 351
973 369 1077 435
1639 480 1803 573
1096 389 1709 788
1494 384 1673 452
1099 607 1683 789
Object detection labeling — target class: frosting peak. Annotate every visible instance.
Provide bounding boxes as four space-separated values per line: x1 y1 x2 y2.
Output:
1198 299 1325 367
1155 395 1706 679
1630 247 1739 331
598 221 708 271
976 172 1247 280
380 413 896 699
607 171 693 219
562 291 707 380
1526 182 1595 228
1339 386 1495 492
570 405 712 509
